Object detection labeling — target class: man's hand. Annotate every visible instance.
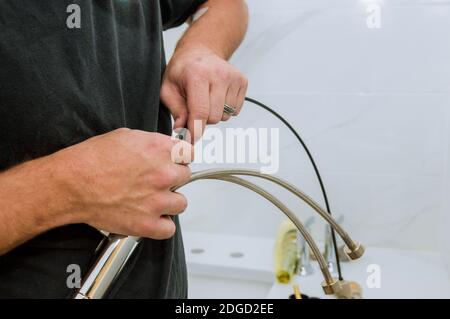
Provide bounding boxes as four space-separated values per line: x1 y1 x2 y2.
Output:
160 0 249 141
0 128 193 254
61 128 192 239
161 45 248 141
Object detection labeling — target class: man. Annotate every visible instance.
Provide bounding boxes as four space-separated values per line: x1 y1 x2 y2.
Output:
0 0 248 298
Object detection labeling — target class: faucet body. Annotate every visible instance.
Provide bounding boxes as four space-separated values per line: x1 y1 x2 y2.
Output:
74 235 141 299
297 216 315 276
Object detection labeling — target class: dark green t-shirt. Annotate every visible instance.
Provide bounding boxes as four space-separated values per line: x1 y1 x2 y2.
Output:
0 0 205 298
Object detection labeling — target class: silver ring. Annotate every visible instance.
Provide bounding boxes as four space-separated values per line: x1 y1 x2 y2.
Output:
223 103 236 115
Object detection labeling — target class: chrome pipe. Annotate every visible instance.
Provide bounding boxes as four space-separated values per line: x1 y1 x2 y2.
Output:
74 235 141 299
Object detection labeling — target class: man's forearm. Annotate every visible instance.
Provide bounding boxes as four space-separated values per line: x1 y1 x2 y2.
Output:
0 154 77 255
176 0 249 60
0 128 195 255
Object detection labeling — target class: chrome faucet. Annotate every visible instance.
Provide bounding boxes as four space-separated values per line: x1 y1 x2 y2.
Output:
297 216 315 276
324 215 345 273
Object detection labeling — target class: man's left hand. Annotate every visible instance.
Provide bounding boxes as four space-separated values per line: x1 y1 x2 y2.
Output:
161 45 248 141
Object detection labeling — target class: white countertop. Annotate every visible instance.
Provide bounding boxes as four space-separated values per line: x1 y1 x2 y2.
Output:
184 231 450 299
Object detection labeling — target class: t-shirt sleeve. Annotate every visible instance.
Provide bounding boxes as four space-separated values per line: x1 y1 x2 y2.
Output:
160 0 207 30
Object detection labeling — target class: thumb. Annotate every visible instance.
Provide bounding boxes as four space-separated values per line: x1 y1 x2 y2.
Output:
160 82 188 129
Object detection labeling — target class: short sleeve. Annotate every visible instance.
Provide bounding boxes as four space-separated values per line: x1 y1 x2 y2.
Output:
160 0 207 30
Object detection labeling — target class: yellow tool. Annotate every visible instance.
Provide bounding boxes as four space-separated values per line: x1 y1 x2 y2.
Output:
274 220 299 284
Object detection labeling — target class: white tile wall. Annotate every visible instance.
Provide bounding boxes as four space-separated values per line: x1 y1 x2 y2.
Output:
163 1 450 254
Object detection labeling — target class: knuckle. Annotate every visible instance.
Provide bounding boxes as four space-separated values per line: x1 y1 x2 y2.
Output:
215 67 230 81
188 66 208 81
149 134 171 152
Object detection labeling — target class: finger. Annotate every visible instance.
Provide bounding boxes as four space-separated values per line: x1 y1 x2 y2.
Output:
152 215 176 240
155 162 192 190
170 139 194 164
106 213 157 239
168 163 192 188
234 76 248 116
209 82 227 124
187 79 210 142
161 192 188 216
222 83 240 121
160 82 188 129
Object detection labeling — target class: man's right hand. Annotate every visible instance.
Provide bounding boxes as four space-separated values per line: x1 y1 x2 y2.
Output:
56 128 192 240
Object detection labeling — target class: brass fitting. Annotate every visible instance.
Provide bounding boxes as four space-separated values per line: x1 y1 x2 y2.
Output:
333 280 363 299
344 242 365 260
321 278 340 295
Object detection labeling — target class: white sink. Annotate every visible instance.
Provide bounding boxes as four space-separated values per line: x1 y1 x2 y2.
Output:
184 231 450 299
